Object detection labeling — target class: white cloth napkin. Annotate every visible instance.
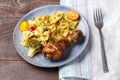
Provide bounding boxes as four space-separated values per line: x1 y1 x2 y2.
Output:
59 0 120 80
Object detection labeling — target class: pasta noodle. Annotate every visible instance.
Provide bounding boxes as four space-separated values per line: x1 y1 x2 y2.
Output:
20 11 79 57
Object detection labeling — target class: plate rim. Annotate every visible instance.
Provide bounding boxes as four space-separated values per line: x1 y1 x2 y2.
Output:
13 5 90 68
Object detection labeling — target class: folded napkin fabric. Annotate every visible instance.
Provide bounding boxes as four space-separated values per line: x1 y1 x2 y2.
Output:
59 0 120 80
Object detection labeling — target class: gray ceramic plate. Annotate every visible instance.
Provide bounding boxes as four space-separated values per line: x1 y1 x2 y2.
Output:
13 5 89 67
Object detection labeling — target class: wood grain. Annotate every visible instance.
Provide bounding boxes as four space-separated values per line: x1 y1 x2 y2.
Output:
0 0 59 19
0 0 60 80
0 61 58 80
0 19 22 60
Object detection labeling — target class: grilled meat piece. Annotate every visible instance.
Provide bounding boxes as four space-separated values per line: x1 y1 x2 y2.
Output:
42 30 83 60
67 30 83 43
42 39 70 60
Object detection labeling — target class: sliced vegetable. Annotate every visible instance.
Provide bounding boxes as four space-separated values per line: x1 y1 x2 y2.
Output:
19 21 29 32
28 47 41 58
29 26 36 32
67 10 80 20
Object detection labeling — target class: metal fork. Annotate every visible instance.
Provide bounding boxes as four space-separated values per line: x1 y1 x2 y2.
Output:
94 9 109 73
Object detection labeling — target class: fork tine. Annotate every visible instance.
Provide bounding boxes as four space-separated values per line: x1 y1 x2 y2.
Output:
98 8 103 23
94 8 103 24
95 9 99 23
96 9 98 22
93 9 95 20
93 9 97 23
98 9 102 23
99 9 103 23
97 8 101 22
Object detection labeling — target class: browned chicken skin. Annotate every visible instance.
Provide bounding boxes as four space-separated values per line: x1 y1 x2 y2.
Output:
42 39 70 60
42 30 83 60
67 30 83 43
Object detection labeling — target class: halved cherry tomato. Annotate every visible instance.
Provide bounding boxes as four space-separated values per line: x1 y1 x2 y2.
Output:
29 26 36 32
67 10 80 20
19 21 29 32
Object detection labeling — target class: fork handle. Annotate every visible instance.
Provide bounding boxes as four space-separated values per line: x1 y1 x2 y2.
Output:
99 29 109 73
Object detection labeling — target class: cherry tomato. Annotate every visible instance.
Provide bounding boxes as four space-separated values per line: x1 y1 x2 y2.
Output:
29 26 36 32
19 21 29 32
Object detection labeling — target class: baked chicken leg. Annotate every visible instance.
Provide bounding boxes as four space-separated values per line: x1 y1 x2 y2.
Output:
42 30 83 60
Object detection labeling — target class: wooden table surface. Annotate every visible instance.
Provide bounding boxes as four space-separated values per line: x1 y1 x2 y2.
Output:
0 0 60 80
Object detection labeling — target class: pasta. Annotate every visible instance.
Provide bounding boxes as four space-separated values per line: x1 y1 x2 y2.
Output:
20 11 79 58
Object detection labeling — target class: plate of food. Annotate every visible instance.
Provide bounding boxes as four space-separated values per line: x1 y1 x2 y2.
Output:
13 5 89 67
